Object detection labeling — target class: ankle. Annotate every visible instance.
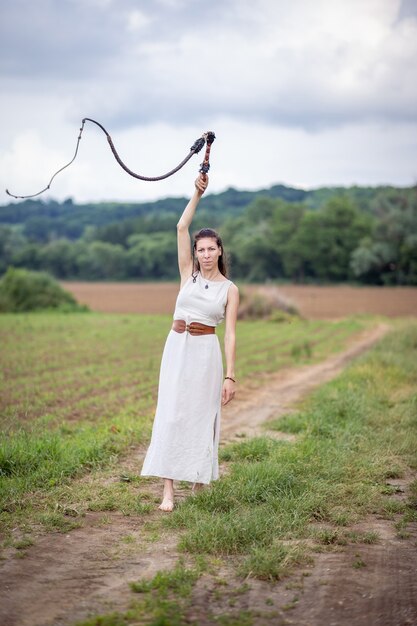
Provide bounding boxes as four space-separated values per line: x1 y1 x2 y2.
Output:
163 479 174 496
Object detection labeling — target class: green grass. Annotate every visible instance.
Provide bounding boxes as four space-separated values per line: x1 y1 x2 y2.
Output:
164 323 417 581
129 557 201 595
60 319 416 626
238 542 312 580
0 312 371 537
75 558 204 626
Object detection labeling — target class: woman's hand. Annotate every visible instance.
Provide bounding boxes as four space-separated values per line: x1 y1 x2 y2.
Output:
222 378 236 406
195 174 209 195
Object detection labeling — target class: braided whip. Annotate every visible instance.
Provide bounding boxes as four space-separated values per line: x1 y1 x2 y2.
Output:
6 117 216 199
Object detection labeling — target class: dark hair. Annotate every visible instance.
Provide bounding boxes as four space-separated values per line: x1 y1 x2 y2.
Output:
192 228 228 278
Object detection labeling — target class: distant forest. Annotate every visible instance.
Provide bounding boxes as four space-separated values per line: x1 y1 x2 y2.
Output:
1 183 416 284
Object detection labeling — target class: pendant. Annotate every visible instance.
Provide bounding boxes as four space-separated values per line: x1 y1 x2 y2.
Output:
205 284 209 289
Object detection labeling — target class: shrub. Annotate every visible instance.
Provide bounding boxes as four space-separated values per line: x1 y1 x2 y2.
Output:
238 286 299 320
0 267 88 313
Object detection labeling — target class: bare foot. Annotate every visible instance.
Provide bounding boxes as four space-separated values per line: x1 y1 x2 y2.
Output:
158 479 174 512
158 497 174 512
192 482 205 493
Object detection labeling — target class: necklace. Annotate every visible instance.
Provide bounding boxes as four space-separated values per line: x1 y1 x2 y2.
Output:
203 272 220 289
201 271 221 288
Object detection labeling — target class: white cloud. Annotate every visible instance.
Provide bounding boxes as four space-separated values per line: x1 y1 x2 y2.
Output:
1 0 416 202
2 116 416 203
126 9 151 32
79 0 416 130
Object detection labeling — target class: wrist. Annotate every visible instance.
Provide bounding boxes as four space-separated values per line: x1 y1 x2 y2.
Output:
224 376 236 383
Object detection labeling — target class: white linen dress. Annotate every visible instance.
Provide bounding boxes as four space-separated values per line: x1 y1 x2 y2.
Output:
141 271 233 484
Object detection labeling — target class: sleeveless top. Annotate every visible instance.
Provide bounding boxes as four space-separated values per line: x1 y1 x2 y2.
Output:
173 271 232 327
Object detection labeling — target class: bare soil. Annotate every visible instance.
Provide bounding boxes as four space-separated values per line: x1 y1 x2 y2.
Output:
62 282 417 319
1 323 416 626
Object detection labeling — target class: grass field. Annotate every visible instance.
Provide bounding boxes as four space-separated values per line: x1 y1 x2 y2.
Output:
1 310 417 626
1 312 371 539
170 323 417 561
70 321 417 626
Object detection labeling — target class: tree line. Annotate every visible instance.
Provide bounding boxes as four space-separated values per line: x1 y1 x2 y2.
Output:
0 185 416 284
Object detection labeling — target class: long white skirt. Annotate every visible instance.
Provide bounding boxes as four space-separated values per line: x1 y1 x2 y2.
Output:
141 329 223 484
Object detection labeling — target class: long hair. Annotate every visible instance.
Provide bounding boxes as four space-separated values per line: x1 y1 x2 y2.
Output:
192 228 228 278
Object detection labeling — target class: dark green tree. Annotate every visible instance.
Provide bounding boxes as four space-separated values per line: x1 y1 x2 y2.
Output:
351 189 417 284
127 232 177 279
39 239 79 278
289 197 372 281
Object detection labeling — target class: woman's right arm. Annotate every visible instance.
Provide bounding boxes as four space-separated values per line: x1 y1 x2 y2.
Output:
176 175 208 287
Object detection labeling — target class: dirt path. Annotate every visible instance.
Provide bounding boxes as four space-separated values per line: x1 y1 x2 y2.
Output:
2 322 416 626
287 515 417 626
221 323 390 442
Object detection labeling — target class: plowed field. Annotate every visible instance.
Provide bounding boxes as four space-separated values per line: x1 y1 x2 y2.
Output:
62 281 417 318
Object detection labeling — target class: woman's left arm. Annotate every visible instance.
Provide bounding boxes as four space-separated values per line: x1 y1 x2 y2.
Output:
222 284 239 406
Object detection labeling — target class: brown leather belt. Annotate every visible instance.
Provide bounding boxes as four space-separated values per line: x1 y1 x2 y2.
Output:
172 319 215 336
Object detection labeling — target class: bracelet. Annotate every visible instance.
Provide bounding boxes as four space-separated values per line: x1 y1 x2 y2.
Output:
225 376 236 383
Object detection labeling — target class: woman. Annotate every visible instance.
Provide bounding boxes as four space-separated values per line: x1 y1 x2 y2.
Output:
141 174 239 511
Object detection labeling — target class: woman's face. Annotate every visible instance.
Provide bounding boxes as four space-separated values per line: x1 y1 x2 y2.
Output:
195 237 222 272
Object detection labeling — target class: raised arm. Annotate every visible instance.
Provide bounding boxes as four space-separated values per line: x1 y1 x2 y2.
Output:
176 175 208 286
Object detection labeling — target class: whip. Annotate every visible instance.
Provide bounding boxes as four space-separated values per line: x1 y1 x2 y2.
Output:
6 118 215 199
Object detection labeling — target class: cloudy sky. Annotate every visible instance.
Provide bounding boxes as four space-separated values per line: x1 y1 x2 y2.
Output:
1 0 417 203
